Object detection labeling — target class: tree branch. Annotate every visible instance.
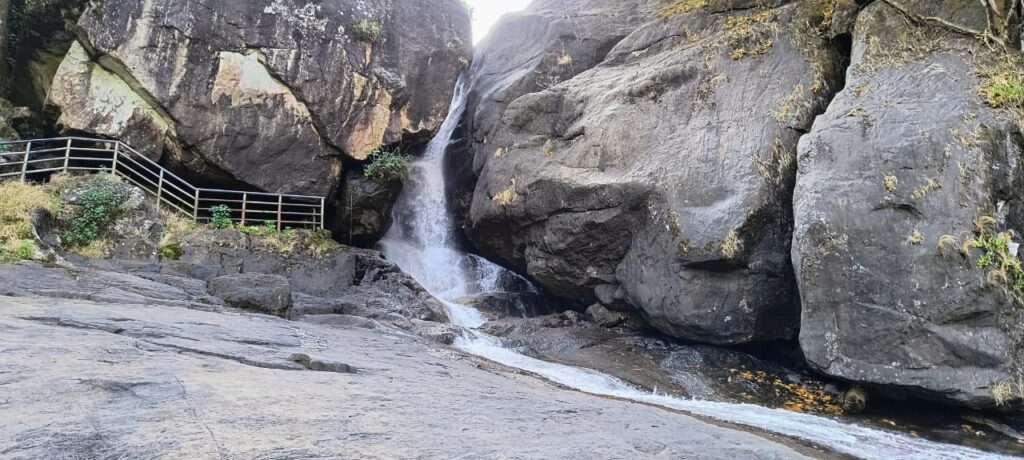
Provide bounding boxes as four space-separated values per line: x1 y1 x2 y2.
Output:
881 0 1006 47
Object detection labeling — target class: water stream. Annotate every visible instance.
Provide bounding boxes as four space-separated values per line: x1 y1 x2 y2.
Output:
379 79 1011 460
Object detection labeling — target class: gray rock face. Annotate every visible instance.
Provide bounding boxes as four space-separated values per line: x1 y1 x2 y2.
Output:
0 296 813 459
458 0 844 345
447 0 659 222
208 273 292 316
46 0 470 195
334 169 402 246
792 1 1024 408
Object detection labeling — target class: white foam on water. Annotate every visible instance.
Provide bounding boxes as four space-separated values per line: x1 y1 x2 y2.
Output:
379 77 1012 460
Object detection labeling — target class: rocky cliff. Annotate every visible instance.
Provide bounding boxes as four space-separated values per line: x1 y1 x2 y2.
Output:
793 1 1024 408
454 0 1024 408
43 0 471 196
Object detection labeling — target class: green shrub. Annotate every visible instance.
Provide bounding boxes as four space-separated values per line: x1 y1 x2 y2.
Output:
352 20 383 43
0 239 36 262
62 175 134 248
158 243 182 261
210 204 233 229
363 148 412 183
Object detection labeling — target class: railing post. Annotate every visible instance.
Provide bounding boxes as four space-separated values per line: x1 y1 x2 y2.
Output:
20 141 31 182
241 193 248 226
277 195 283 231
156 169 165 211
193 189 200 222
320 197 325 230
111 142 121 175
63 139 72 172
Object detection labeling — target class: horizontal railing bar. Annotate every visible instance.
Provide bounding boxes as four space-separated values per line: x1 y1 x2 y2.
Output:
197 208 320 217
65 147 116 153
20 146 76 155
64 156 115 163
0 151 29 157
65 166 117 172
23 158 67 165
197 198 322 208
199 218 321 226
0 136 114 145
0 169 63 177
26 167 68 175
197 189 322 200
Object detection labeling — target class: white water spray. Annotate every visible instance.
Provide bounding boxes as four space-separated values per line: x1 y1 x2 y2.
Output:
379 79 1011 460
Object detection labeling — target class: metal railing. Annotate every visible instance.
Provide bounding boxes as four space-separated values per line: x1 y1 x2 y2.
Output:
0 137 325 229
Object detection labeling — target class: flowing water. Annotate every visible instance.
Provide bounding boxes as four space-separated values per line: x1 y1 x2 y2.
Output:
379 79 1012 460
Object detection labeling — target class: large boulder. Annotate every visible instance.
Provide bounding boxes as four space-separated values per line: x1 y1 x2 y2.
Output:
334 168 402 246
447 0 659 222
793 1 1024 408
457 0 846 345
208 273 293 317
46 0 470 195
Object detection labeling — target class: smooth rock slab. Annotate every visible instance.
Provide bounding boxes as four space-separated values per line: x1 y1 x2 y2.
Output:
0 296 811 459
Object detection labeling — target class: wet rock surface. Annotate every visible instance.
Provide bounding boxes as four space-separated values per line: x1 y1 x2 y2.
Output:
0 295 822 459
480 308 1024 456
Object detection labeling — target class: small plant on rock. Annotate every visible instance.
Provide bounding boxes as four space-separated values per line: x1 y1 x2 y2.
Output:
963 216 1024 304
364 148 412 183
62 175 135 248
210 204 233 229
351 19 383 43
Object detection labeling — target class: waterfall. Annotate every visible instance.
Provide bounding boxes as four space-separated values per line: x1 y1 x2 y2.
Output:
378 79 1010 460
380 76 493 327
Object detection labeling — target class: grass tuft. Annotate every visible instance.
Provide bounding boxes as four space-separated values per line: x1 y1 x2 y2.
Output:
721 229 743 259
364 148 412 183
492 179 518 205
351 20 383 43
0 181 59 261
656 0 708 19
883 174 898 193
906 229 924 246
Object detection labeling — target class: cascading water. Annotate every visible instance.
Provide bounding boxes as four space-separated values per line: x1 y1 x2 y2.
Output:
379 79 1010 460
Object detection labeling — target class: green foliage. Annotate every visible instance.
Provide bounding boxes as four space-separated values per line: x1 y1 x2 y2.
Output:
966 217 1024 304
0 239 36 262
61 175 135 248
158 243 181 261
351 19 383 43
982 70 1024 108
310 229 341 254
363 148 412 183
210 204 233 229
